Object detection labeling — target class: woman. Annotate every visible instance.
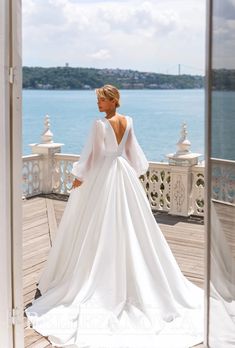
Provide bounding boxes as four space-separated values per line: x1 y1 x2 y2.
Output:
25 85 204 348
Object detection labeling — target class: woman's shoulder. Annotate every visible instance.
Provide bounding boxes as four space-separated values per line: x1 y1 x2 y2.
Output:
91 117 105 126
94 116 105 123
91 117 106 133
122 115 133 124
118 114 132 120
93 115 133 128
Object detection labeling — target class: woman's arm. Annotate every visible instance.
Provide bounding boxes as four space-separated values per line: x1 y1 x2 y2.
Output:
71 119 104 187
125 117 149 177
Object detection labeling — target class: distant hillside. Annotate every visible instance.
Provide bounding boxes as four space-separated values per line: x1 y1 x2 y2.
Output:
23 66 204 90
212 69 235 90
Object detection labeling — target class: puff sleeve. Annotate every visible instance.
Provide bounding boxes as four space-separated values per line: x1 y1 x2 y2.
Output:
71 119 105 182
125 117 149 177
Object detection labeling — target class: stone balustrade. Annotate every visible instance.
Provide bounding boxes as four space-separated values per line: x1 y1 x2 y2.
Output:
22 154 43 197
22 115 206 217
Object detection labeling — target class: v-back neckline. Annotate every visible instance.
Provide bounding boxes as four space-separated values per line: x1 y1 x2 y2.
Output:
104 116 129 147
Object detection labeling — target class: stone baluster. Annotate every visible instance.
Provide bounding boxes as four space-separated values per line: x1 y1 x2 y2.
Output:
29 115 64 194
167 123 201 216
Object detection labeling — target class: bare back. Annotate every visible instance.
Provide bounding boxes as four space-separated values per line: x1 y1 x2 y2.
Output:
106 115 127 145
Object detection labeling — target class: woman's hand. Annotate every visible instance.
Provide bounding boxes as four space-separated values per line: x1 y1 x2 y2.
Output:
72 178 82 189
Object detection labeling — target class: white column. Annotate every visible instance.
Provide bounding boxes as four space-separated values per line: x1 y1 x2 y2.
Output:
0 0 24 347
0 1 13 343
167 123 201 216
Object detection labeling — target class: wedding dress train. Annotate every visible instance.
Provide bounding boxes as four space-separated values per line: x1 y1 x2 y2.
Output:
25 115 204 348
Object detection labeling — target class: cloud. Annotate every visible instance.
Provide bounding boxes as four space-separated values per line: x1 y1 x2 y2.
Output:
213 4 235 69
89 49 111 60
214 0 235 20
22 0 206 74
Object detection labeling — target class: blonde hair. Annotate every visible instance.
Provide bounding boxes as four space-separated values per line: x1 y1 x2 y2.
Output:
95 84 120 108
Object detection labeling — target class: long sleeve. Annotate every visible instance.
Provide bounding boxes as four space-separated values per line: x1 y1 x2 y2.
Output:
124 117 149 177
71 119 104 182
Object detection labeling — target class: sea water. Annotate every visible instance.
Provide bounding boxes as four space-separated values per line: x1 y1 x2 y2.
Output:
23 89 205 162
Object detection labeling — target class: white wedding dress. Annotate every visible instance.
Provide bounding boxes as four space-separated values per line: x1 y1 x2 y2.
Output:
25 115 204 348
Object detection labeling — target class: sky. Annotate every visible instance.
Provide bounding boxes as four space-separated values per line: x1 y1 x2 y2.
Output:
212 0 235 69
22 0 206 75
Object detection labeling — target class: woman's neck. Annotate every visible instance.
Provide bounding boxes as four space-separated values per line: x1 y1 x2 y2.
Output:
105 110 117 119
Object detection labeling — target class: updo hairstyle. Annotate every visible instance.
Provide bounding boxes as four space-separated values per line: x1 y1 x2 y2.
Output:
95 84 120 108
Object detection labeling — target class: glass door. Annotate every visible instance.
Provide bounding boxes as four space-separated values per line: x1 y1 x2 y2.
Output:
206 0 235 346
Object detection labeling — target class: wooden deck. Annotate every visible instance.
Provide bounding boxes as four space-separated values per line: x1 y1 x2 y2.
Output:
23 195 205 348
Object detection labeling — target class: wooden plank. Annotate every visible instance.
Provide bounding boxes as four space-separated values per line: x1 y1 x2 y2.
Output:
24 327 50 348
23 262 46 277
24 289 39 307
23 199 47 219
23 234 50 255
23 225 49 244
23 216 48 232
23 267 43 289
45 198 58 245
23 247 51 272
53 200 66 226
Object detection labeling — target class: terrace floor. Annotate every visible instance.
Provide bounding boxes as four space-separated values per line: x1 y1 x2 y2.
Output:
23 195 205 348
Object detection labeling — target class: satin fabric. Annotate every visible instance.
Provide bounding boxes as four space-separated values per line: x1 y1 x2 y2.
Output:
25 116 204 347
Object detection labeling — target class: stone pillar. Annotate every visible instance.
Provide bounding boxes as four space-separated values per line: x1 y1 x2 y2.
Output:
29 115 64 194
167 123 201 216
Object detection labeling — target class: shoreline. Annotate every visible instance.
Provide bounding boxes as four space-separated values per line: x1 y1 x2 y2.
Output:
23 87 204 91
